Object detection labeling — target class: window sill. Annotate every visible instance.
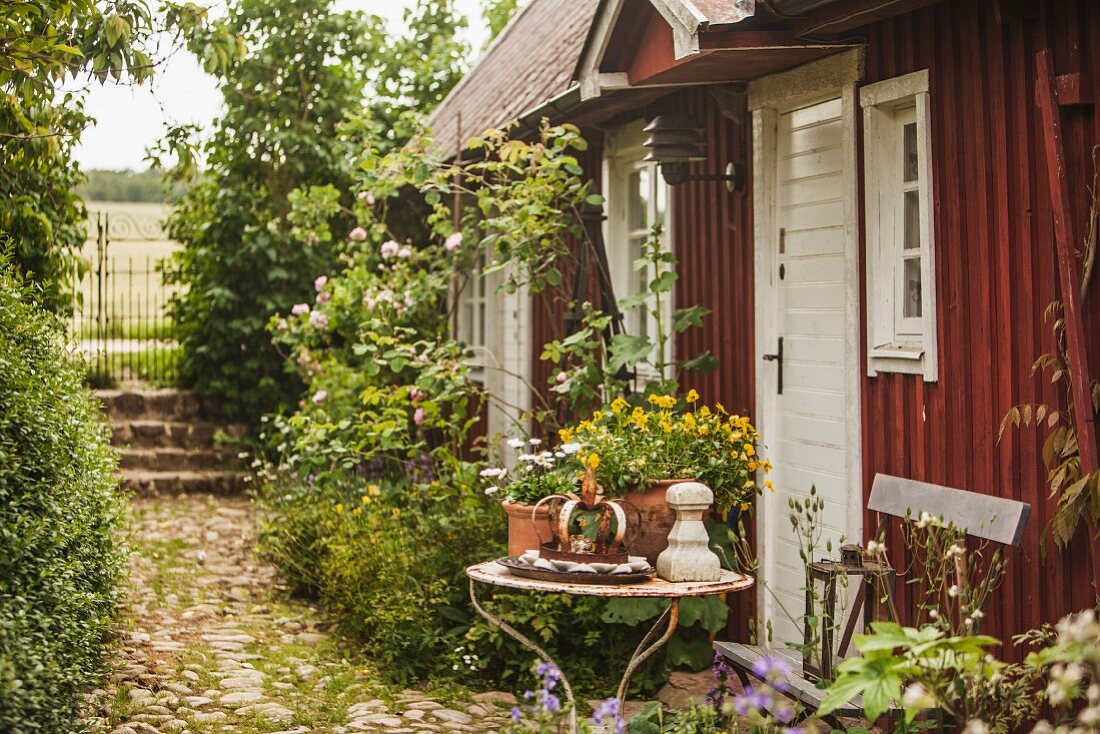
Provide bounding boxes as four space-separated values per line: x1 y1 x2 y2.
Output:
868 344 931 379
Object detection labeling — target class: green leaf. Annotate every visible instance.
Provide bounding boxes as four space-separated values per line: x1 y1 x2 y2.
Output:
673 305 710 333
601 597 666 626
607 333 652 372
678 596 728 633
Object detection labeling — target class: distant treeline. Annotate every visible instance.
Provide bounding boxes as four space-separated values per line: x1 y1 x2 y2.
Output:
78 169 185 203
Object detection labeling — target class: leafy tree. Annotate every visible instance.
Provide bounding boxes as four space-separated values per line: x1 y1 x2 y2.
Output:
161 0 476 423
0 0 239 311
481 0 524 42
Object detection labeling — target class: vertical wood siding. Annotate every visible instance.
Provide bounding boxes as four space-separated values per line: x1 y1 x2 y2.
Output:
861 0 1100 656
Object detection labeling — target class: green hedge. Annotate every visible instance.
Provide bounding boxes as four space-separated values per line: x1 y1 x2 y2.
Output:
0 261 126 732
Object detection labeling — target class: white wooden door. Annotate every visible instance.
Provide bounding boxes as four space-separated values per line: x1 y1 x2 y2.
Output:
757 96 861 649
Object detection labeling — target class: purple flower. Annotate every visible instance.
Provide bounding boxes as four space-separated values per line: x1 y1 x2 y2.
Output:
349 226 367 242
291 303 310 316
523 690 534 700
413 407 426 426
510 707 521 723
314 275 328 291
752 655 793 693
540 692 560 713
309 310 329 329
444 231 463 252
733 685 772 716
592 698 620 724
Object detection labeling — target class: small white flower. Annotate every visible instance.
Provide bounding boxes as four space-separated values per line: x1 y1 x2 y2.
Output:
866 540 885 555
929 609 940 620
555 452 565 458
517 453 536 462
902 683 933 709
480 467 507 478
947 584 960 598
970 608 985 619
507 438 526 449
484 487 499 496
947 543 965 557
559 442 582 455
962 719 989 734
529 438 542 446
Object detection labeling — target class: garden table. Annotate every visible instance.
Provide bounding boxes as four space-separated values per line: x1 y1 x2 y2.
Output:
466 560 754 732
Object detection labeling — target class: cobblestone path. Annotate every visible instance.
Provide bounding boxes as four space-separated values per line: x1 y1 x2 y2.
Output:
85 494 517 734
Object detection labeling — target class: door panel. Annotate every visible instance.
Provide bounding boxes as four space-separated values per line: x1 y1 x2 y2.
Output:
761 96 855 651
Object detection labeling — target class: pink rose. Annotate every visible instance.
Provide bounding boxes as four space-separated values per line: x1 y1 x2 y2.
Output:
357 191 375 205
349 227 367 242
556 371 568 383
309 310 329 329
413 407 426 425
397 244 413 258
314 275 328 291
410 387 424 402
312 389 328 405
291 303 310 316
444 232 463 252
381 240 400 258
276 319 288 331
316 290 331 304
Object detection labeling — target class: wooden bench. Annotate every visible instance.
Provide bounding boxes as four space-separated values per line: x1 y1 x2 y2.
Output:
714 472 1031 729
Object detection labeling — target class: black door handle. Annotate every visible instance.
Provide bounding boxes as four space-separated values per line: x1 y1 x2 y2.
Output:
762 337 783 395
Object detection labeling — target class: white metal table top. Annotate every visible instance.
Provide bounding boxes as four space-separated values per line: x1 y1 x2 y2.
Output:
466 559 755 598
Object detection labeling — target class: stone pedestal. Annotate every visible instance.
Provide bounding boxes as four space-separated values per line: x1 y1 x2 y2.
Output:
656 482 722 582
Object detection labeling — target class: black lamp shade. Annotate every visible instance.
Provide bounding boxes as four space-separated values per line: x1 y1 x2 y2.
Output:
643 114 707 163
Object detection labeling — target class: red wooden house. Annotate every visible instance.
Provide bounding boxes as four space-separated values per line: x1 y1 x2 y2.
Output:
430 0 1100 653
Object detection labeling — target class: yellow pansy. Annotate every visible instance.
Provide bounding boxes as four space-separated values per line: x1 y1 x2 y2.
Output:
361 495 371 505
765 480 775 492
611 397 629 414
660 419 673 433
683 413 697 431
740 502 751 512
587 453 600 469
745 444 756 457
368 484 381 496
559 427 574 443
352 507 362 516
686 389 699 403
334 503 344 514
699 406 711 418
716 402 728 415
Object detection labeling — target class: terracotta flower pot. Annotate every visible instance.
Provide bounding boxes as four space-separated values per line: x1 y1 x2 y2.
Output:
623 479 695 565
501 500 551 557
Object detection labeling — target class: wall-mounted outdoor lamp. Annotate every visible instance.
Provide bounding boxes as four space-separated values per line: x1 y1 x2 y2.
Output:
642 114 745 192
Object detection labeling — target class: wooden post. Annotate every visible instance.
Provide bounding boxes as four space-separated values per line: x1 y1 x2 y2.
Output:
1036 49 1100 584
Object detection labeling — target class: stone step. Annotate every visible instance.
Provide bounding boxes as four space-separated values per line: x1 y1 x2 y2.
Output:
119 447 235 472
111 420 248 450
122 470 248 496
98 388 203 422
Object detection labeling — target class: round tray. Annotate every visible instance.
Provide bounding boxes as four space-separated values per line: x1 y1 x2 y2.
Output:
496 556 655 586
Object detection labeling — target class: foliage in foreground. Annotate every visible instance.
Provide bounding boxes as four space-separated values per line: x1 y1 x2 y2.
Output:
0 259 126 732
0 0 239 311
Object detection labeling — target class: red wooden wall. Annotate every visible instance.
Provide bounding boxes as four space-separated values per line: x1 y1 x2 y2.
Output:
860 0 1100 655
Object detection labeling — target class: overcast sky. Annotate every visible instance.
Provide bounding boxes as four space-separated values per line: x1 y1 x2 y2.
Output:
73 0 491 171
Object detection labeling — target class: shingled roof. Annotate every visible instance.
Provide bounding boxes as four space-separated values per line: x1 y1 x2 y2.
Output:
428 0 602 160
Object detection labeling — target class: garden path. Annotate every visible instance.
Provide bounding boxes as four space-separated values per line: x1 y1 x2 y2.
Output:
86 493 517 734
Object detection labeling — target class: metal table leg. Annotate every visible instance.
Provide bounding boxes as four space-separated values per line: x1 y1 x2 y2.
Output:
615 599 680 704
469 579 578 733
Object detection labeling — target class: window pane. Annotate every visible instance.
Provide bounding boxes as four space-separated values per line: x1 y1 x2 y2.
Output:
903 256 922 318
904 190 920 249
478 303 486 345
655 169 667 224
629 169 649 230
461 303 473 342
903 121 918 182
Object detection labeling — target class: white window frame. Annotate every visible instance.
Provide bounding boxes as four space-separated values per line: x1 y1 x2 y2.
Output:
455 251 490 382
861 69 938 381
603 120 674 383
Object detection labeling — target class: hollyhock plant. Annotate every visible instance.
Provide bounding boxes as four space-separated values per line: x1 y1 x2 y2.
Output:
309 310 329 329
381 240 400 258
349 226 367 241
311 389 327 406
291 303 310 316
314 275 328 291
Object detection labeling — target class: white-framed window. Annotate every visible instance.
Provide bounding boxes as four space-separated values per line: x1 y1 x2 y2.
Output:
604 120 673 381
456 252 489 380
861 69 938 380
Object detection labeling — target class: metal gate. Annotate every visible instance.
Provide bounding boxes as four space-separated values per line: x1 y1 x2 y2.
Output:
72 206 184 386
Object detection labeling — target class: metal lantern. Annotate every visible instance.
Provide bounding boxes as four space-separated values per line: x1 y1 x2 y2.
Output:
643 114 745 192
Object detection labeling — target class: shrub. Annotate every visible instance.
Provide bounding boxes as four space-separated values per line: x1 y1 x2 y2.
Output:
0 259 126 732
